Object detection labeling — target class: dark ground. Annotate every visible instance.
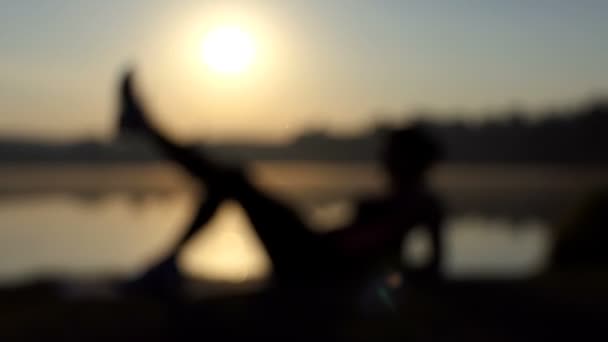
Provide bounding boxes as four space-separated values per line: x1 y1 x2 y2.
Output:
1 270 606 341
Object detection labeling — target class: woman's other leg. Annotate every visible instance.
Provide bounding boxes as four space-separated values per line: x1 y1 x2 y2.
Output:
220 169 330 281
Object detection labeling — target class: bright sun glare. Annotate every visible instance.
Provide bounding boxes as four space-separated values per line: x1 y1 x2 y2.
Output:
201 26 255 75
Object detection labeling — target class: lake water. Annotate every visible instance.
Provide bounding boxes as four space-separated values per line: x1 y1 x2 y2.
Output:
1 162 605 284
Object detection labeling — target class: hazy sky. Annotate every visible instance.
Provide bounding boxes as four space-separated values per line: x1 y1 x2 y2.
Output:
1 1 607 142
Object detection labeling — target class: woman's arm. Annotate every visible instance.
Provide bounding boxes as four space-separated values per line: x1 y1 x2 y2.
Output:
418 196 444 279
427 210 443 277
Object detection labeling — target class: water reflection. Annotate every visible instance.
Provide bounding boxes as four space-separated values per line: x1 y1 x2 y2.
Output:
0 193 551 284
180 201 271 282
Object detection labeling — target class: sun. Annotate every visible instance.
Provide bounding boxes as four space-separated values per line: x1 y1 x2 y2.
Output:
201 26 255 75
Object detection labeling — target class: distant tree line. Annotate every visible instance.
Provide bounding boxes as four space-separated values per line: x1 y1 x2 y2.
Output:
1 98 607 164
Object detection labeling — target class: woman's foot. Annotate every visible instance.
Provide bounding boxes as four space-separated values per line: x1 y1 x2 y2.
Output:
119 71 155 133
121 255 183 297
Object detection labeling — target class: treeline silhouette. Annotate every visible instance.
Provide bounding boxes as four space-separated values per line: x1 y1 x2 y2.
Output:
212 98 608 164
1 98 607 164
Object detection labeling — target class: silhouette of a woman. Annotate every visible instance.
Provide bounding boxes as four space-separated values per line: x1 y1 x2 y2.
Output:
120 72 443 291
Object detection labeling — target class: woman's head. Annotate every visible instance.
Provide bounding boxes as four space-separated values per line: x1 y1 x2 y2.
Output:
382 125 441 186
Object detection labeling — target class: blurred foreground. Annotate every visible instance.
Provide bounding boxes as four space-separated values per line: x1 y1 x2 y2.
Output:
2 273 606 341
1 162 607 340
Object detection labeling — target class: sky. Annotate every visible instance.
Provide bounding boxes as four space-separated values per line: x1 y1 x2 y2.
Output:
1 0 607 142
